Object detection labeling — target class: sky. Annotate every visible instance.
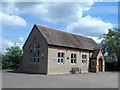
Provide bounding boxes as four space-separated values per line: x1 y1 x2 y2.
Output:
0 0 119 53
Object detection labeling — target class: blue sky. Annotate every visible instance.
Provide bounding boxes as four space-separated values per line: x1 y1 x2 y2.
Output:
0 1 119 53
83 2 118 25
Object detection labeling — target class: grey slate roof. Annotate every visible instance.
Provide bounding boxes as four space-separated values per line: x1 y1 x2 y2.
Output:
36 24 101 51
91 49 100 59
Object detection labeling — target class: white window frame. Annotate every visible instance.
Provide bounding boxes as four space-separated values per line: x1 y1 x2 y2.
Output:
82 54 87 64
71 53 77 65
58 52 64 64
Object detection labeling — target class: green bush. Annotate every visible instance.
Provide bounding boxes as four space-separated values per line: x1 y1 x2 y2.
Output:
105 61 119 71
1 45 23 71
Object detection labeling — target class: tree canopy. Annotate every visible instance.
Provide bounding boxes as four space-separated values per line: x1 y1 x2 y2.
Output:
2 45 23 70
100 28 120 70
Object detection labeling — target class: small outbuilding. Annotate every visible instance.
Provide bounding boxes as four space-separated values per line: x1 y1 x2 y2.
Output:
20 24 105 75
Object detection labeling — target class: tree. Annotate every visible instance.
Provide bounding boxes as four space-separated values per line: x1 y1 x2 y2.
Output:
2 54 11 69
0 53 2 63
2 45 23 70
100 28 120 70
0 54 2 70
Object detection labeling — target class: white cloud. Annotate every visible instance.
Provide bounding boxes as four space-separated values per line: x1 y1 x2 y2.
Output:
29 1 95 23
79 0 94 11
1 2 19 15
10 2 113 37
30 3 83 23
0 11 27 27
0 38 14 53
2 0 118 2
1 2 94 23
1 1 114 44
66 15 113 37
18 37 24 49
87 36 103 43
18 37 24 42
0 38 23 53
94 0 103 1
15 42 23 49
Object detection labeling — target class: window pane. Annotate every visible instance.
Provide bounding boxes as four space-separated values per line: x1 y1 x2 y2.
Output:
74 54 76 58
37 50 39 57
34 58 36 62
30 50 32 52
71 54 73 58
37 58 39 62
34 53 35 57
58 52 60 57
37 45 40 49
82 60 84 63
61 53 64 57
82 59 86 64
71 59 73 63
85 55 87 59
58 59 60 63
30 57 32 63
61 59 63 63
83 60 85 63
84 60 86 63
92 61 94 66
30 46 32 50
74 59 76 63
83 59 86 63
82 55 84 59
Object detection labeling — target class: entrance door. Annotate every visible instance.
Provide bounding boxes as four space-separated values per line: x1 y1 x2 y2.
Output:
98 58 102 72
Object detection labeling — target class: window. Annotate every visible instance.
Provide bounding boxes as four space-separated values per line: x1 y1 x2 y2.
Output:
82 54 87 64
33 53 36 63
37 44 40 63
29 46 33 63
58 52 64 64
91 61 95 66
71 53 77 64
29 42 40 64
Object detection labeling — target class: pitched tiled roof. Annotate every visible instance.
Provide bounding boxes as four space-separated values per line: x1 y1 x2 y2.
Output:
36 24 101 51
91 49 100 59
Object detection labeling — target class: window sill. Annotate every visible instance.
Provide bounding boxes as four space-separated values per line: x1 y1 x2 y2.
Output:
58 63 64 65
71 63 77 65
82 63 87 65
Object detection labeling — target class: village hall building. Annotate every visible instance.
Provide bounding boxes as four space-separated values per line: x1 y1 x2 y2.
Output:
20 24 105 75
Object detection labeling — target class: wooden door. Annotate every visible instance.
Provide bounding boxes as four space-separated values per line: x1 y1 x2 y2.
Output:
98 58 102 72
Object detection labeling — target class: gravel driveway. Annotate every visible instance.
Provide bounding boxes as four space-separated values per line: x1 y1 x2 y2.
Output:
2 72 118 88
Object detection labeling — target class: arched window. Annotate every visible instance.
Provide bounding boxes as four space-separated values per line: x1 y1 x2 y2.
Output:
29 45 33 63
37 44 40 63
29 39 40 64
